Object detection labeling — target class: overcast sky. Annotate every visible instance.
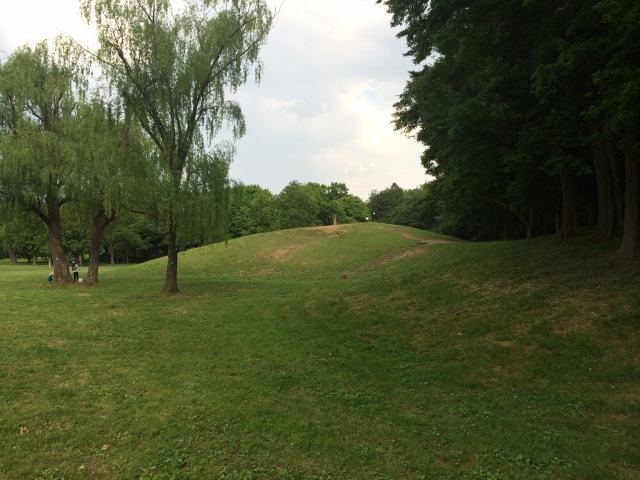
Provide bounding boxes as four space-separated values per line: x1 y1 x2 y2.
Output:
0 0 428 199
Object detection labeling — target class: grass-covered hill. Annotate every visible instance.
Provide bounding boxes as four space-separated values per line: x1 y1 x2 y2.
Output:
0 223 638 479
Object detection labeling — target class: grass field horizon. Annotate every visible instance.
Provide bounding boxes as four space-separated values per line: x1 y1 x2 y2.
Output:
1 223 639 479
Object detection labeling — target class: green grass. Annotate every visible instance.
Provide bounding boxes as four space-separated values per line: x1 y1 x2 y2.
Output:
0 223 638 479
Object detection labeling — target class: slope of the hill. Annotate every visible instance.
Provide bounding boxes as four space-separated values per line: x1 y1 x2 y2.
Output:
0 223 638 479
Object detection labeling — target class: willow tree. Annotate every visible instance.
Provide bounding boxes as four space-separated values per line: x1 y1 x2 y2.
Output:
80 0 272 292
69 99 152 286
0 42 84 284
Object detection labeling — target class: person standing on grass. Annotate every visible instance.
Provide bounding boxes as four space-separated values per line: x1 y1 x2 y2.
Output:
71 261 80 283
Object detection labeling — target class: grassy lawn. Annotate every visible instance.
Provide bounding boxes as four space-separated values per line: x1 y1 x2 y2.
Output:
0 223 638 479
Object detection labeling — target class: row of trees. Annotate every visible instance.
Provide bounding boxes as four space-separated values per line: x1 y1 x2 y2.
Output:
229 181 369 237
0 0 273 291
1 180 370 265
369 183 438 231
0 211 165 265
379 0 639 252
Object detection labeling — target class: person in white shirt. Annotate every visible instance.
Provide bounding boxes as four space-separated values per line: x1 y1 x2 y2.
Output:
71 261 80 283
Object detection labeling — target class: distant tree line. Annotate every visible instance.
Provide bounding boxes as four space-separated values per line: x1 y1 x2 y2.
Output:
378 0 640 251
229 181 369 238
0 180 370 265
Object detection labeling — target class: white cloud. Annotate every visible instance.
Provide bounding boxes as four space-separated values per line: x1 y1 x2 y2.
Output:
0 0 429 199
0 1 94 55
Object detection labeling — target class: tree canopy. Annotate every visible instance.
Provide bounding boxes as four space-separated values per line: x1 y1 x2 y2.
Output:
80 0 274 291
378 0 640 251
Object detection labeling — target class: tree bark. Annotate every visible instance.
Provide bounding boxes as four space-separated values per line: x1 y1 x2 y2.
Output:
163 220 179 293
591 128 616 237
32 255 37 266
607 142 624 231
8 249 17 265
85 209 116 287
46 200 72 284
618 133 640 257
108 245 115 265
526 208 533 240
560 172 578 240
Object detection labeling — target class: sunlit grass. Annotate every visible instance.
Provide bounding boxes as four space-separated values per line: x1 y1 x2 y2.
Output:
0 224 638 479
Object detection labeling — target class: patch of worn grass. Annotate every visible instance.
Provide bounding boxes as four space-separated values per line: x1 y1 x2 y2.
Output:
0 223 638 479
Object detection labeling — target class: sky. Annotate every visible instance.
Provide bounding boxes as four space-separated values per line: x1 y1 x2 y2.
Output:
0 0 428 199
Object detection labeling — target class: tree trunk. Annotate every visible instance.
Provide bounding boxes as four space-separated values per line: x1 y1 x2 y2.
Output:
8 249 17 265
514 208 533 240
46 201 72 284
618 133 639 256
163 221 179 293
85 209 114 287
32 255 37 266
109 245 115 265
525 208 533 240
560 172 577 240
592 141 615 238
607 142 624 231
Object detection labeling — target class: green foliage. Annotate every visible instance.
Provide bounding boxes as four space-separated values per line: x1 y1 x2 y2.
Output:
0 42 79 218
103 213 164 262
227 181 370 239
368 183 404 223
392 183 439 230
378 0 639 243
0 212 47 261
276 181 324 229
81 0 274 290
229 183 279 238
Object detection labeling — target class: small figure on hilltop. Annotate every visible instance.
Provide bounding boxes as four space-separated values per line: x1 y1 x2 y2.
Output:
71 261 80 283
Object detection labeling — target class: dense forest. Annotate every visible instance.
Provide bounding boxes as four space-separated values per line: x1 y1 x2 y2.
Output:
378 0 639 250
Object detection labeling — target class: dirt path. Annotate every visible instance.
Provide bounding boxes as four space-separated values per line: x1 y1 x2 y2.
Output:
399 231 450 245
378 225 451 245
339 226 450 278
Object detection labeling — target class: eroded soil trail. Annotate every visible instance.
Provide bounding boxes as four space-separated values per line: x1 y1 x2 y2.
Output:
392 227 451 246
341 226 451 278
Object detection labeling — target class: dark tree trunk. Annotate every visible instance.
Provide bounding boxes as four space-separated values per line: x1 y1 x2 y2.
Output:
46 201 72 284
85 209 116 287
607 142 624 231
560 172 578 240
592 141 616 238
163 221 179 293
514 208 533 240
618 133 639 257
108 245 115 265
8 249 17 265
526 208 534 240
